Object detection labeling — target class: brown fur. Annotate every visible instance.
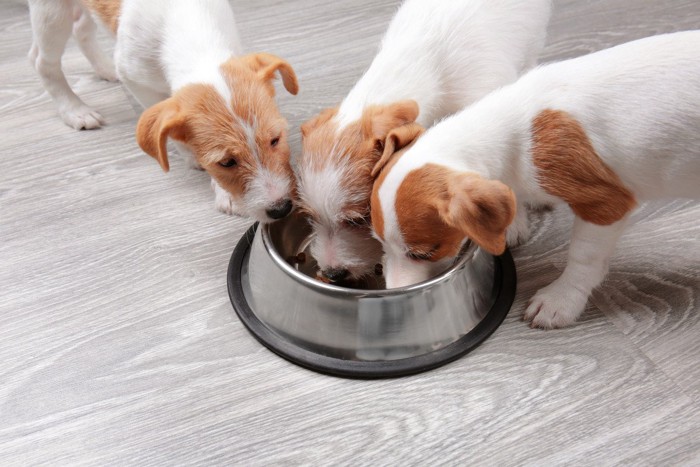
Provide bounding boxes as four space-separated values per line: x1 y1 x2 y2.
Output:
136 54 297 200
298 100 419 221
531 109 636 225
371 122 426 178
372 164 516 257
81 0 120 34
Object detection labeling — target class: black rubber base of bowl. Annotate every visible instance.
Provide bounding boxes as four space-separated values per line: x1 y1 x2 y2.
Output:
227 224 517 379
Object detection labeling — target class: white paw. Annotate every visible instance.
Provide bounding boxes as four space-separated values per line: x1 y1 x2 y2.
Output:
95 65 119 82
212 180 241 216
523 280 588 329
506 212 531 247
60 105 104 130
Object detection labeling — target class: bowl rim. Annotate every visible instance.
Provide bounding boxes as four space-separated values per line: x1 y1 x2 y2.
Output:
260 220 478 297
228 223 517 378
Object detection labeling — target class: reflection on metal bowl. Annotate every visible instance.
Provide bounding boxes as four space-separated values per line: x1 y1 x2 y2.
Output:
227 211 516 378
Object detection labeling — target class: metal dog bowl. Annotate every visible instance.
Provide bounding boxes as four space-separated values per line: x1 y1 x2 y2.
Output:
227 212 516 378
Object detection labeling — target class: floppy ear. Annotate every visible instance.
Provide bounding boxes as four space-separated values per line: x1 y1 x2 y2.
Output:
300 107 337 138
136 98 186 173
371 122 425 178
438 173 517 255
241 52 299 95
365 100 420 141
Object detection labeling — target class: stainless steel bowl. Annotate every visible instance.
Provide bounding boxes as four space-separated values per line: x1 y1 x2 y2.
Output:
227 212 516 378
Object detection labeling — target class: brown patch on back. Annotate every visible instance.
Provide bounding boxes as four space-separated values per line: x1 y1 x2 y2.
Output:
81 0 121 34
531 109 636 225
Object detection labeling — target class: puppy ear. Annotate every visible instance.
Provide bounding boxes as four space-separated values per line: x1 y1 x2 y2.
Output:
136 98 186 173
371 122 425 178
365 100 420 141
241 53 299 95
301 107 337 138
439 173 516 255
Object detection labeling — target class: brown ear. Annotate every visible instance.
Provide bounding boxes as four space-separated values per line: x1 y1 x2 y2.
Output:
135 98 186 173
300 107 337 138
371 122 425 178
365 100 420 141
439 173 516 255
241 53 299 95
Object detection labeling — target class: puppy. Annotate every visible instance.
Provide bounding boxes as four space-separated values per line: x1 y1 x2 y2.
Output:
27 0 298 222
296 0 552 283
371 31 700 328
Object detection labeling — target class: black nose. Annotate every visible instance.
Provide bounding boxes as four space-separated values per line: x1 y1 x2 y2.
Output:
266 198 293 220
323 267 349 282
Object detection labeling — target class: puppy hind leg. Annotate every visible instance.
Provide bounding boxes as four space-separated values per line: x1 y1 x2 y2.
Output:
524 215 630 329
28 0 104 130
72 5 117 82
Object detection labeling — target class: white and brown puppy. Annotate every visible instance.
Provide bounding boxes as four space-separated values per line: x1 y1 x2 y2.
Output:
27 0 298 222
371 31 700 328
296 0 551 283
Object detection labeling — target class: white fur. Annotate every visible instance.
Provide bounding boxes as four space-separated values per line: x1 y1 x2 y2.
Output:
378 31 700 327
301 0 552 278
298 161 383 277
337 0 552 129
27 0 116 130
28 0 291 220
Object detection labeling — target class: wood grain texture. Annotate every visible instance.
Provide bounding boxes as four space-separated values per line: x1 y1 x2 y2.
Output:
0 0 699 465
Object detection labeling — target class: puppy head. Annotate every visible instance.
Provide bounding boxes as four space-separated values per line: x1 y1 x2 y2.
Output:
136 53 299 223
372 156 516 288
295 100 420 281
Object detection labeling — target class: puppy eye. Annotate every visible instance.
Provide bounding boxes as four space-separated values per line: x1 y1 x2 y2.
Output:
218 158 237 168
271 136 280 147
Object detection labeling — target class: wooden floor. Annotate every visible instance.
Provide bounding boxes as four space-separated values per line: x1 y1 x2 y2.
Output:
1 0 699 465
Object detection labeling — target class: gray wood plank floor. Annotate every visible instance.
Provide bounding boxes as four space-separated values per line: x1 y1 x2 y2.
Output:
1 0 699 465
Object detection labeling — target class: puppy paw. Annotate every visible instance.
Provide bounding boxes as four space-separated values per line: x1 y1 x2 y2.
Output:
95 65 119 82
506 213 531 247
212 179 241 216
523 280 588 329
60 105 104 130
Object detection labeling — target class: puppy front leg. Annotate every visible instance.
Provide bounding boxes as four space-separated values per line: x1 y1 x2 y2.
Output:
29 0 104 130
211 178 242 216
506 202 531 247
524 215 630 329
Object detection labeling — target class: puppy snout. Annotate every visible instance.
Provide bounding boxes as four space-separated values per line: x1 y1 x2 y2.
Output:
265 198 293 220
322 267 349 282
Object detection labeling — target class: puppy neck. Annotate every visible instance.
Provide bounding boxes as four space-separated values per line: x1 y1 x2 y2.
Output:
160 2 243 93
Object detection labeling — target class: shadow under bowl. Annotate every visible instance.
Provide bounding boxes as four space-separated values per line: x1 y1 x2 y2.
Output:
227 212 516 378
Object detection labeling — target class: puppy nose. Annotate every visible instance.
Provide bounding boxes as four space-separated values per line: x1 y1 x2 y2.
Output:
323 267 349 282
266 198 293 220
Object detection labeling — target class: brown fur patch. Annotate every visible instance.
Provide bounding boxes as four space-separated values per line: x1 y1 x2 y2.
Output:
373 163 516 257
236 53 299 96
298 100 419 221
136 76 293 201
531 109 636 225
393 165 466 260
81 0 120 34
